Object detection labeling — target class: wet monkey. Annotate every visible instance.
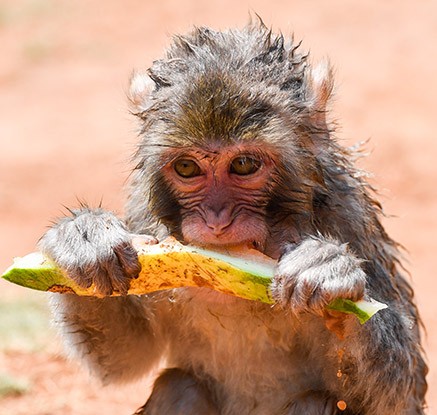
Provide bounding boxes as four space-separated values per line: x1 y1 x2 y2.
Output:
40 22 427 415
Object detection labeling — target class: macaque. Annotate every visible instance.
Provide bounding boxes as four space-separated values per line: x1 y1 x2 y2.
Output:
39 21 427 415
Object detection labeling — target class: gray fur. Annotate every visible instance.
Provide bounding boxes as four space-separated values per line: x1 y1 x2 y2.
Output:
40 21 427 414
272 236 367 315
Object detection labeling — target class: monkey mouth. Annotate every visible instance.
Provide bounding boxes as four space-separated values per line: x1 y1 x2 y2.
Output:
192 237 263 250
182 231 265 252
180 217 269 254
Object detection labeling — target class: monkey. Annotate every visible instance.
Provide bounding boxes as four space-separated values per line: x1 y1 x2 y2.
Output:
39 21 428 415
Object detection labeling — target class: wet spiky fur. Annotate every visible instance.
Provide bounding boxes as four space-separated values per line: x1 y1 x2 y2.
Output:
125 22 428 414
43 22 427 415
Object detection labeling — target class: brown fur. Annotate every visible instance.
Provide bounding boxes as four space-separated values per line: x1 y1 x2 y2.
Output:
40 21 427 414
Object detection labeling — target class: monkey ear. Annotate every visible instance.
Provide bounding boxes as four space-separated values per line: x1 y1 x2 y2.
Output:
128 71 155 112
307 59 334 126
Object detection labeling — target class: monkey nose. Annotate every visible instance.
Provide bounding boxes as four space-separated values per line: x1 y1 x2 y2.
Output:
206 221 232 235
204 209 233 235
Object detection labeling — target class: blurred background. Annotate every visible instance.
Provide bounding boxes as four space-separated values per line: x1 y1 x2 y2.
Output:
0 0 435 413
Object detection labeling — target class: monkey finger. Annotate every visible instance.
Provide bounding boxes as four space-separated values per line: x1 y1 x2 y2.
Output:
302 285 329 315
270 273 297 306
288 281 315 312
306 289 332 316
70 265 93 289
341 268 367 302
101 255 131 295
85 263 114 296
321 271 366 304
114 241 141 279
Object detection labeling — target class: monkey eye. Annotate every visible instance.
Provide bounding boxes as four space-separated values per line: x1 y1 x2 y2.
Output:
230 156 261 176
173 159 202 178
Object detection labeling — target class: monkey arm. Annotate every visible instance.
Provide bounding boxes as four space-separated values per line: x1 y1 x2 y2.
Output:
50 294 166 384
39 206 167 383
272 235 426 412
346 258 428 413
292 294 427 414
335 301 428 414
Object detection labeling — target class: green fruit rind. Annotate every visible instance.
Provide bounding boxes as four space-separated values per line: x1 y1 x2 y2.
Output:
1 253 91 295
2 244 388 323
326 298 388 324
1 248 275 302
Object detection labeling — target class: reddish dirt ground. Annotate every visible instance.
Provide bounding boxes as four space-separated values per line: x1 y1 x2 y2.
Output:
0 1 436 414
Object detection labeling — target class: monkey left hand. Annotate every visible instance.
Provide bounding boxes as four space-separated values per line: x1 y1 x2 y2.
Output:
271 236 366 316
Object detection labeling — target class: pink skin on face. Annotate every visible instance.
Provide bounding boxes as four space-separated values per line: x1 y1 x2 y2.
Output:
162 143 276 250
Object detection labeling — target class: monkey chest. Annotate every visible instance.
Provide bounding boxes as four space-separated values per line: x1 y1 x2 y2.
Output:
163 290 332 399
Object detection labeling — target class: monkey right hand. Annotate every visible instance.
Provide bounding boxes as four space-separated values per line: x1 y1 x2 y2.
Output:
38 207 156 296
271 236 366 317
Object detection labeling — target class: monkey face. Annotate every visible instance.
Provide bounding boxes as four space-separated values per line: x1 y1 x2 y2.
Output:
161 143 274 248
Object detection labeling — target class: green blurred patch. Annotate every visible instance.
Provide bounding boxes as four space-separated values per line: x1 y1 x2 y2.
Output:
0 7 9 27
0 373 29 398
23 39 53 62
0 292 53 352
0 293 51 399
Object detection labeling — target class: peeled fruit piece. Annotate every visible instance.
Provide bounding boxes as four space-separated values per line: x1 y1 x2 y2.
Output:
1 237 276 303
1 237 387 323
